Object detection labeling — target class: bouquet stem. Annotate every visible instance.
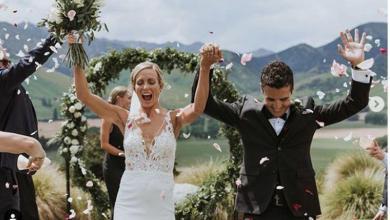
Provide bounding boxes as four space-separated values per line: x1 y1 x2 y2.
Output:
66 44 89 69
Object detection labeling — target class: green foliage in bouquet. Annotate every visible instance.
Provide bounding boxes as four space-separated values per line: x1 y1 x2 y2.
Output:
38 0 108 68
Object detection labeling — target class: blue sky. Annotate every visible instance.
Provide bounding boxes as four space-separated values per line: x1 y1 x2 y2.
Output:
0 0 387 52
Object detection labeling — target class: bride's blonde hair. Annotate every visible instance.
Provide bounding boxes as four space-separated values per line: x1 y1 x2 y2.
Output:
130 61 164 90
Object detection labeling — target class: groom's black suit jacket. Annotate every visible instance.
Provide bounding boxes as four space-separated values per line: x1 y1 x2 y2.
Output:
191 69 371 217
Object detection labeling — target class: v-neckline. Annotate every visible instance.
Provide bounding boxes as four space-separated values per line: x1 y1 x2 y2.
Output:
135 112 169 157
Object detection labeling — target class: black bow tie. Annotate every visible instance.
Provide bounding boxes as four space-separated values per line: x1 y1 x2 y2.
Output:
271 113 288 121
262 107 288 120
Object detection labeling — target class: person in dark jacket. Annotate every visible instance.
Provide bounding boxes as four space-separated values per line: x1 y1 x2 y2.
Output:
0 35 58 220
191 29 372 219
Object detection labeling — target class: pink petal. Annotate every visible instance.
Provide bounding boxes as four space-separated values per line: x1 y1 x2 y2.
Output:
67 10 77 21
380 48 387 54
240 53 253 65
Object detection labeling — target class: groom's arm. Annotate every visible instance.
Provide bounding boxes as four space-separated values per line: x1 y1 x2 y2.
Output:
314 69 371 126
191 68 243 128
0 35 58 92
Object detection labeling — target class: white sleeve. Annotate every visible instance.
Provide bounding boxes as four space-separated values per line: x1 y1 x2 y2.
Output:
351 69 372 84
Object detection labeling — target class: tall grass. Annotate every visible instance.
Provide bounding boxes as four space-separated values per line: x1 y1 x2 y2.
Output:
33 165 96 220
320 152 385 220
175 159 225 186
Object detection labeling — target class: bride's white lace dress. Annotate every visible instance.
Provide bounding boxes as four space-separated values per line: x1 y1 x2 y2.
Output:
114 112 176 219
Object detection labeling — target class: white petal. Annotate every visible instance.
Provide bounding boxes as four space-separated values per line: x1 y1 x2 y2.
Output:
5 33 9 40
259 156 270 165
24 78 30 85
17 89 21 95
366 35 373 41
343 82 348 88
316 91 325 100
26 38 31 42
316 120 325 128
16 50 25 57
15 34 20 40
364 43 372 52
86 181 93 188
343 132 353 142
184 93 189 98
23 44 29 52
302 109 314 114
357 58 374 70
226 62 233 70
24 22 28 30
213 143 222 152
335 88 340 93
44 51 50 56
182 133 191 139
276 185 284 190
30 130 38 136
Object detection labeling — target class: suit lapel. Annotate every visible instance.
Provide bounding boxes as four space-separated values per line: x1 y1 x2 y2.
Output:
280 106 306 141
254 102 278 140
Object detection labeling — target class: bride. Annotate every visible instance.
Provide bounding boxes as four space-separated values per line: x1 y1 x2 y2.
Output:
67 34 222 219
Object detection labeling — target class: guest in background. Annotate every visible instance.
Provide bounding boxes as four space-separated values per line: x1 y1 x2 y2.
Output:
101 86 131 216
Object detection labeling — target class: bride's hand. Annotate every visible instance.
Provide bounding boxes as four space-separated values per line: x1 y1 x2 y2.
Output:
66 32 83 45
200 43 223 69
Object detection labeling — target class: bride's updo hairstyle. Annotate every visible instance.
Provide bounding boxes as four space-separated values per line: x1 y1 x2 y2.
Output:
130 61 164 90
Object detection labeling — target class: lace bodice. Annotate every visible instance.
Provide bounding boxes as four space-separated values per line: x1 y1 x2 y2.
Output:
123 112 176 173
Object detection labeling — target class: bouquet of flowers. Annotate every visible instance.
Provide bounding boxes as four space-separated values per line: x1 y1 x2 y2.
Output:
38 0 108 68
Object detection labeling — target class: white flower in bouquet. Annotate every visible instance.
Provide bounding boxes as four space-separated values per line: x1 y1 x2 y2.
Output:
81 116 87 122
70 156 78 163
74 112 82 118
67 122 75 129
38 0 108 68
64 136 72 145
70 145 79 155
72 129 78 136
67 10 77 21
48 7 62 24
68 105 76 113
71 139 79 145
93 61 102 73
61 147 68 153
80 126 87 132
74 102 83 110
70 95 77 102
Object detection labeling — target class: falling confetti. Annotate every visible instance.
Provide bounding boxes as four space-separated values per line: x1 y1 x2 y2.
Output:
316 91 325 100
374 39 380 47
235 178 242 187
184 93 189 98
335 88 340 93
35 62 42 70
48 119 53 123
67 197 73 203
302 109 313 114
322 58 326 63
225 62 233 70
30 130 37 136
182 132 191 139
316 120 325 128
44 51 50 56
24 22 28 30
364 43 372 52
343 82 348 88
240 53 252 65
176 42 180 48
259 157 270 165
276 186 284 190
49 46 58 53
26 38 31 42
4 33 9 40
17 89 20 95
357 58 374 70
24 78 29 85
330 60 348 77
366 35 373 41
16 50 25 57
213 143 222 152
15 34 20 40
68 209 76 219
5 182 10 188
343 132 352 142
23 44 29 52
379 48 387 54
86 181 93 188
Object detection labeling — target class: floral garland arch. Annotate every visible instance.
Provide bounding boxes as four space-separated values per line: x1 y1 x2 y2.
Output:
58 47 243 218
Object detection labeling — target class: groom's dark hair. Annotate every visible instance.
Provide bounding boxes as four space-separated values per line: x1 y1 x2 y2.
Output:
260 60 294 91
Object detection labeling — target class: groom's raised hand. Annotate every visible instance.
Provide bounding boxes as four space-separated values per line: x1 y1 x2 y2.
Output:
337 29 366 67
199 43 223 70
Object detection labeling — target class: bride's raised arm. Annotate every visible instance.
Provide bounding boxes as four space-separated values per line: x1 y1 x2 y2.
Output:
68 34 128 131
172 43 222 132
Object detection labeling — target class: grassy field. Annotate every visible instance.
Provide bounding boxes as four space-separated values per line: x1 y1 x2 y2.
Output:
174 137 361 174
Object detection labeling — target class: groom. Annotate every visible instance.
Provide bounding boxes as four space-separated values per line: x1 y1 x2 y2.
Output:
191 29 372 219
0 35 58 219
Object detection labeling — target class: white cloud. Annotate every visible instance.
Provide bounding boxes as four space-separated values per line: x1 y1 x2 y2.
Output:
0 0 386 52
